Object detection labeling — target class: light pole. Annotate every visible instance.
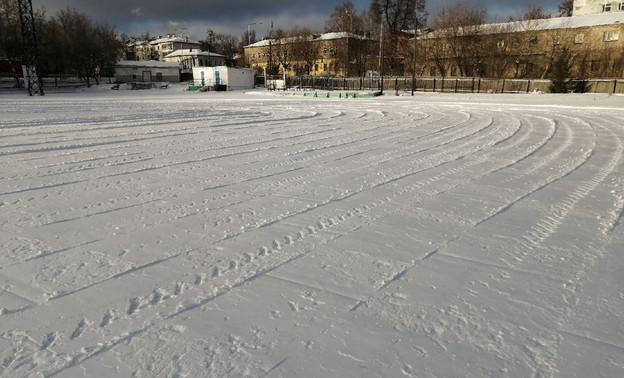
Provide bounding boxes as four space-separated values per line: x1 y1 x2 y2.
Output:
247 22 262 46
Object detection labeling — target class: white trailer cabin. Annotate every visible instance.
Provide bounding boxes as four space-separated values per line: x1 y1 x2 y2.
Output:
192 66 254 90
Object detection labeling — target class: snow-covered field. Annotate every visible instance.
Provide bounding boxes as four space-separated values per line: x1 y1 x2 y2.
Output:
1 88 623 377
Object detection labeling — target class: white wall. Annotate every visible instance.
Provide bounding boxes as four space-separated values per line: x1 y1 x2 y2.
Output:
115 65 180 83
192 67 255 90
573 0 621 15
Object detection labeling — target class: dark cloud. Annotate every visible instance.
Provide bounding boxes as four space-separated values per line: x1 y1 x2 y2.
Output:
32 0 561 39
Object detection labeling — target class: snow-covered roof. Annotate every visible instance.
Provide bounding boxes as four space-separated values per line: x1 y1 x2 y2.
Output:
486 12 624 33
317 32 369 41
116 60 182 68
164 50 225 58
244 32 369 48
129 36 201 47
420 12 624 39
149 36 200 45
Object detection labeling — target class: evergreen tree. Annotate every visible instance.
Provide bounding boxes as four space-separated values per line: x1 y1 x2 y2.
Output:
549 48 573 93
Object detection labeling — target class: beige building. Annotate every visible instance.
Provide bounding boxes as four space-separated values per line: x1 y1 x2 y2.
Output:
415 10 624 79
244 32 375 77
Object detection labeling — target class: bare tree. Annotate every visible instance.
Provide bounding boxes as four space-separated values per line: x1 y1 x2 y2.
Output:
201 30 240 66
522 6 550 20
425 34 451 77
558 0 574 17
370 0 427 74
0 0 22 60
269 29 295 76
480 23 516 78
290 27 319 75
325 2 365 34
370 0 426 36
431 4 486 77
39 8 121 86
214 34 239 66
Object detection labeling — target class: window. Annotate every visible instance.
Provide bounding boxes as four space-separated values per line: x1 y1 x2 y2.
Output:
604 30 619 41
574 33 585 44
554 35 562 45
497 40 505 48
603 3 612 12
619 2 624 10
591 60 601 72
529 36 538 46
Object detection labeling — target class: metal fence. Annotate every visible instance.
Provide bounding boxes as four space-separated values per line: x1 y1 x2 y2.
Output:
276 75 624 95
1 75 113 92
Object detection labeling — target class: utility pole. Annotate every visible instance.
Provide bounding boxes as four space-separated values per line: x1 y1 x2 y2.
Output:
412 23 417 96
379 23 384 95
17 0 43 96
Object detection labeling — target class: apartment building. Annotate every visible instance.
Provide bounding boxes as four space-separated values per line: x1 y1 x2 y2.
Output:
127 34 202 62
244 32 375 77
414 2 624 79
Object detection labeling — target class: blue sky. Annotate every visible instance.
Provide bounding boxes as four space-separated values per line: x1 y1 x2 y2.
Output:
32 0 562 40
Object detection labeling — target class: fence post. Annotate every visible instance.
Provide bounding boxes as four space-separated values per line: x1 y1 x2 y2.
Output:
613 79 618 94
441 78 445 93
433 78 436 92
471 77 475 93
526 80 530 93
501 79 505 93
477 78 481 93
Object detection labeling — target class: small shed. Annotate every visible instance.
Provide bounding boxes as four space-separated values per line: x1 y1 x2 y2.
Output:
192 66 254 90
115 60 181 83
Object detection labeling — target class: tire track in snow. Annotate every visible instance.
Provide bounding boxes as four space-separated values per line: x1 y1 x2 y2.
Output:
3 98 622 377
1 104 527 376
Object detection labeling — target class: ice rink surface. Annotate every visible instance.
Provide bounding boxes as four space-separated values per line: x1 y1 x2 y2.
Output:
1 89 623 377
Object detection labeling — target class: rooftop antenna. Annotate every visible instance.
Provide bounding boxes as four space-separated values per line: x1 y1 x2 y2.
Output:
17 0 43 96
177 26 188 39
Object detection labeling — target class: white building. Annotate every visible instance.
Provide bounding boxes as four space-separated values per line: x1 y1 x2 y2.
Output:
192 66 254 90
573 0 624 15
128 34 202 61
163 50 226 70
115 60 181 83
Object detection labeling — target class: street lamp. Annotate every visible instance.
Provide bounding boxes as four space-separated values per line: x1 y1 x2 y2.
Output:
247 22 262 46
